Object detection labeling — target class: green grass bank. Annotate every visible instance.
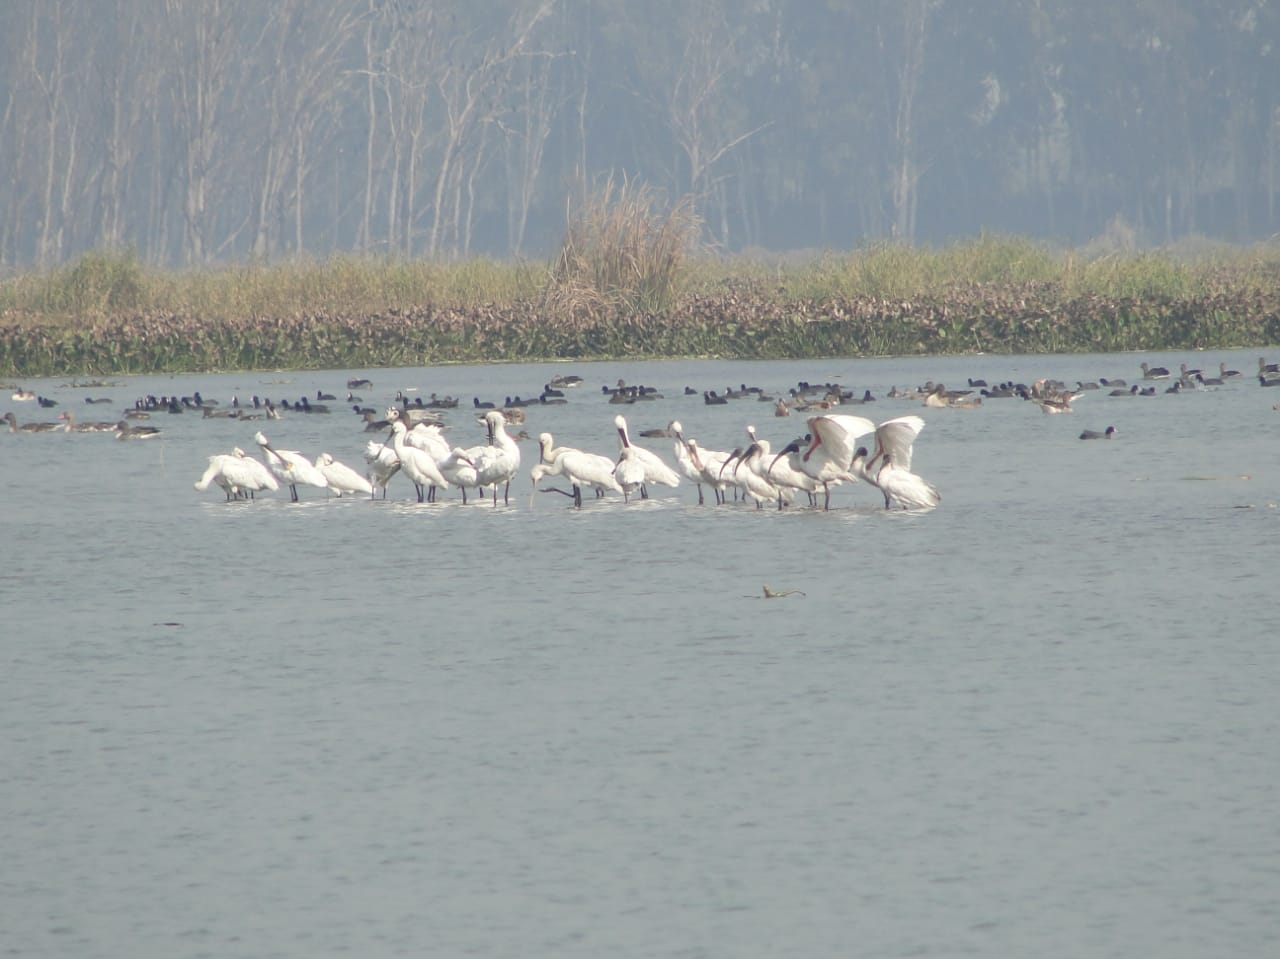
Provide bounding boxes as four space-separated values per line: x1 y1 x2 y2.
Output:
3 238 1279 377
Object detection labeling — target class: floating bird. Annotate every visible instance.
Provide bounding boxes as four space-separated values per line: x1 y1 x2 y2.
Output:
4 411 61 433
1141 361 1170 379
1079 426 1117 440
10 388 35 401
115 420 162 440
58 410 116 432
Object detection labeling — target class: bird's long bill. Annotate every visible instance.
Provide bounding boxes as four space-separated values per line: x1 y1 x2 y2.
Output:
686 442 703 470
769 441 800 475
719 449 743 478
616 426 630 448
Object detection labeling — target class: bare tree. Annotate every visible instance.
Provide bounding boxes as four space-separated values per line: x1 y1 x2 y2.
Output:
665 0 768 247
164 0 241 264
883 0 933 241
423 1 554 259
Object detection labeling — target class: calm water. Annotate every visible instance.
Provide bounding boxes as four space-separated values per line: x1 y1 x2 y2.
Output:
3 351 1278 958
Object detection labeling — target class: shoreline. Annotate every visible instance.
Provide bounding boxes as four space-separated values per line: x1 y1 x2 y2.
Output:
4 288 1279 377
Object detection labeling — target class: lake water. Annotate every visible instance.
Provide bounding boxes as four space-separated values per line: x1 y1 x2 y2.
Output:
3 351 1278 958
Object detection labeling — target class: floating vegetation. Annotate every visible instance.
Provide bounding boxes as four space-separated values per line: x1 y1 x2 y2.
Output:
2 239 1278 376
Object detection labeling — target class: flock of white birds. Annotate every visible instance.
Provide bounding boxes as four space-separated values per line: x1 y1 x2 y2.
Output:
192 407 940 512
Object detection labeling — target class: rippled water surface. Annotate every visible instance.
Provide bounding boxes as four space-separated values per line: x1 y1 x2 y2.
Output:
3 352 1278 958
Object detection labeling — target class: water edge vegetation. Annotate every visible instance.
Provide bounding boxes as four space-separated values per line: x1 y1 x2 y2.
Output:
3 235 1279 378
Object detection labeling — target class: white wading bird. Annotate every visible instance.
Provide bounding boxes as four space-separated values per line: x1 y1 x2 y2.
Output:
849 414 928 509
613 414 679 500
770 414 875 510
315 452 375 497
364 439 401 499
718 444 787 509
194 447 280 500
684 438 735 505
667 421 714 504
386 418 450 502
254 431 329 502
531 447 622 508
472 409 521 505
875 453 941 510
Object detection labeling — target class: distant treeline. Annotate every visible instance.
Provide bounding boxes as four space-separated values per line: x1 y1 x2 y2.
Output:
1 0 1278 271
2 238 1278 377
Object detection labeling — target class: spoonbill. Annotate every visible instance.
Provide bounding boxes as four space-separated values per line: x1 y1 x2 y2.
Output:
876 453 941 511
195 448 280 500
719 445 787 509
614 445 650 502
667 421 713 504
315 452 375 496
532 448 621 508
472 410 521 505
684 438 735 505
254 431 328 501
363 439 401 499
772 414 874 509
614 414 679 499
753 430 820 506
385 418 450 502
